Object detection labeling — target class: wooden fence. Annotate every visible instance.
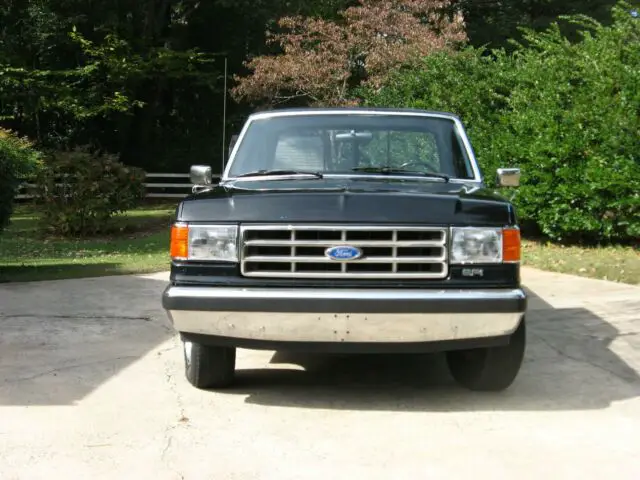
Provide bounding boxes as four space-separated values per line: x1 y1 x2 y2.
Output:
15 173 222 201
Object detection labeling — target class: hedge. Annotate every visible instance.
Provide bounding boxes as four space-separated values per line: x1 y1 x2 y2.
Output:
363 2 639 243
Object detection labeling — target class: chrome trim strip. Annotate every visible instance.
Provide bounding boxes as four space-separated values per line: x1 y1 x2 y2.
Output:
165 287 526 302
248 109 460 122
243 255 446 264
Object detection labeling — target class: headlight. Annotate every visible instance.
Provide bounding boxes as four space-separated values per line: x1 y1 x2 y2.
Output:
171 224 238 262
450 227 502 264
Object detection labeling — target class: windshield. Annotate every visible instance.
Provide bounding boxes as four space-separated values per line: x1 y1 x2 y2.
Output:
227 114 476 180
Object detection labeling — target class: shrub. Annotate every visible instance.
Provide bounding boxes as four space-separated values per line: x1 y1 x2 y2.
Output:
363 2 640 243
34 148 146 236
0 129 42 233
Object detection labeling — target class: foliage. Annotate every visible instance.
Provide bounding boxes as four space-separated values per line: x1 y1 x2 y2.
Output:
0 129 42 233
0 0 359 173
0 23 221 155
0 0 623 174
33 149 146 237
450 0 619 49
232 0 467 106
365 2 640 243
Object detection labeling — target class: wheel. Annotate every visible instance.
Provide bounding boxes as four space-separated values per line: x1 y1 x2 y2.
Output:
446 317 526 392
182 337 236 389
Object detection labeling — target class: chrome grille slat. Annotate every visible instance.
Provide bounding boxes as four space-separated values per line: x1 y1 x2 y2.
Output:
240 272 446 279
244 240 445 247
243 256 446 264
243 225 444 231
240 224 448 279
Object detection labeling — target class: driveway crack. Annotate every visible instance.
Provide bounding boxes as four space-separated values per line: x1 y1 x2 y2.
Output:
160 336 188 478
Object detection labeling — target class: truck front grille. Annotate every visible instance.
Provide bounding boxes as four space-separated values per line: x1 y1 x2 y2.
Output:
240 225 448 279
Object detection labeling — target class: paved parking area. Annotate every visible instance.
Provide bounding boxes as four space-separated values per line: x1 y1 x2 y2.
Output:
1 268 639 479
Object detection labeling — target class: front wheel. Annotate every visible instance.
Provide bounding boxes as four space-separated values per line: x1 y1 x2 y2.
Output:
446 317 526 392
182 337 236 389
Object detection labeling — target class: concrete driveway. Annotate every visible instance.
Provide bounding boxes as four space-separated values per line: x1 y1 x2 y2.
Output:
1 268 639 479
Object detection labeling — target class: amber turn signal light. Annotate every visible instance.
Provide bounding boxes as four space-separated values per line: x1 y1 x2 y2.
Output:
502 228 521 263
170 224 189 260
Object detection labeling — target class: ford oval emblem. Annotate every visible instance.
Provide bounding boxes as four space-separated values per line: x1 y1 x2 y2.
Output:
325 245 363 262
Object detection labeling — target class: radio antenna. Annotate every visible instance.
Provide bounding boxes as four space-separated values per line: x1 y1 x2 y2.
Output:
221 56 228 174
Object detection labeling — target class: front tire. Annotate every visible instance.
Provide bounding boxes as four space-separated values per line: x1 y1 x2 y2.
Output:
182 337 236 389
446 317 526 392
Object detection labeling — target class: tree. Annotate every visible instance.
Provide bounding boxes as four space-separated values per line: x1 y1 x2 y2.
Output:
450 0 620 49
0 0 625 175
232 0 467 106
0 0 359 172
364 2 640 243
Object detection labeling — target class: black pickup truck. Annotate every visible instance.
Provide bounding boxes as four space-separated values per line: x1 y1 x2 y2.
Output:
162 107 527 391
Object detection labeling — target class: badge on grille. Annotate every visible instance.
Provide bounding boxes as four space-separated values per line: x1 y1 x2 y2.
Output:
325 245 363 262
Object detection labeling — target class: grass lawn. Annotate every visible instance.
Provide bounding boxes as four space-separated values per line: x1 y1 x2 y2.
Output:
522 240 639 285
1 204 638 285
0 203 175 283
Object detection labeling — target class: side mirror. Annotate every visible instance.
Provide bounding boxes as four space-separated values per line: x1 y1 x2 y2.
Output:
190 165 212 186
496 168 521 187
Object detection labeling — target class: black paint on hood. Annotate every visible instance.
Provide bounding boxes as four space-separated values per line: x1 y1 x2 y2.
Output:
178 177 516 226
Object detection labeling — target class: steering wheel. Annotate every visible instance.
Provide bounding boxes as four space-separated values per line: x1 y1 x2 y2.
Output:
397 160 440 174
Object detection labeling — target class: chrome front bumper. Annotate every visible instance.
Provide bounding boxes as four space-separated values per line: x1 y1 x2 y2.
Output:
162 287 526 344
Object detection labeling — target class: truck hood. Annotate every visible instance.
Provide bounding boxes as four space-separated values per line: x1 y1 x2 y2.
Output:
178 177 516 226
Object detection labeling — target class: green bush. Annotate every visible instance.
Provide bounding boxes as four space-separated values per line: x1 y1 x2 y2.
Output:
364 2 640 243
0 129 42 233
34 148 146 236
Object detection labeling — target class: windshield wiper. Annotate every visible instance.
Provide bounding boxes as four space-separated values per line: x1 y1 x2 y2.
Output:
235 169 324 179
351 166 449 182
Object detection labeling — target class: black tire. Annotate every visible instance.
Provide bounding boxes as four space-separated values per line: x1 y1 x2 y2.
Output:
446 317 526 392
182 337 236 389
